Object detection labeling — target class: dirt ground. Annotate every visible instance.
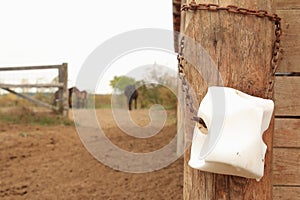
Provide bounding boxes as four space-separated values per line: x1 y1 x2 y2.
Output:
0 109 183 200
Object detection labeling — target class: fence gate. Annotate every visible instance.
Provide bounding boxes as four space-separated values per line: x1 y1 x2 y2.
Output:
0 63 68 116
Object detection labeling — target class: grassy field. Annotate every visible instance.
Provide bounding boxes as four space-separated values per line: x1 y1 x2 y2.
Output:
0 84 177 110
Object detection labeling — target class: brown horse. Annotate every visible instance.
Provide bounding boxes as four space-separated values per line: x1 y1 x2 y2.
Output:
53 87 88 109
73 89 88 108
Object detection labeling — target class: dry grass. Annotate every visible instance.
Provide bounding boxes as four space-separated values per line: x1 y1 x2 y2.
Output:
0 106 73 126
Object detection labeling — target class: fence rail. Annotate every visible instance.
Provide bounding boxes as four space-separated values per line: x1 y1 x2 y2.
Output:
0 65 62 71
0 63 68 116
0 83 64 88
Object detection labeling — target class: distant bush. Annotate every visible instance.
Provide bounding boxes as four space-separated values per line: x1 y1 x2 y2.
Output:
137 84 177 110
93 84 177 110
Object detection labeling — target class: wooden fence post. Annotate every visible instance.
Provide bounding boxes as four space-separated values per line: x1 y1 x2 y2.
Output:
0 64 67 113
58 63 68 117
182 0 274 199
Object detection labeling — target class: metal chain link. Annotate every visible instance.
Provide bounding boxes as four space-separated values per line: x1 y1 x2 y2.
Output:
267 19 282 98
178 37 198 116
178 2 282 120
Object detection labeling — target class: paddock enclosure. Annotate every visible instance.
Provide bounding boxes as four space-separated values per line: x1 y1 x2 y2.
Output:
0 63 68 116
173 0 299 199
0 0 299 199
0 109 182 199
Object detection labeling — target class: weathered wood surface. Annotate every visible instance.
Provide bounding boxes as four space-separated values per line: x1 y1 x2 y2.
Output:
173 0 181 31
270 1 300 199
0 63 68 115
58 63 68 117
0 83 63 88
276 0 300 10
182 0 274 199
273 187 300 200
175 3 300 73
0 65 62 71
273 3 300 198
274 76 300 116
173 0 182 53
273 148 300 186
277 10 300 73
1 88 58 111
274 119 300 148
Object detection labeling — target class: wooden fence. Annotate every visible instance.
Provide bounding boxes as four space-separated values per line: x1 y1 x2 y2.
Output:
173 0 300 199
0 63 68 116
273 1 300 199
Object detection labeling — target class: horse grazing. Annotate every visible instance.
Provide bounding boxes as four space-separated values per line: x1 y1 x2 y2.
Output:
53 87 88 109
124 85 138 110
75 89 88 108
69 87 88 108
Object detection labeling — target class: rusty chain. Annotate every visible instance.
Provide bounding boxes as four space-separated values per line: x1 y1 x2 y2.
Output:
178 37 198 116
178 2 282 120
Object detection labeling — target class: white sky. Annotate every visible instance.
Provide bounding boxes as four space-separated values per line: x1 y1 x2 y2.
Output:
0 0 177 94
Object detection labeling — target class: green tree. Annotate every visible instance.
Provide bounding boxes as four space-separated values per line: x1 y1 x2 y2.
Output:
138 65 177 109
109 76 136 93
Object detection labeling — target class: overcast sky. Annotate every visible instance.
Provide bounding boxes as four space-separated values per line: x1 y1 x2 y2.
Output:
0 0 177 94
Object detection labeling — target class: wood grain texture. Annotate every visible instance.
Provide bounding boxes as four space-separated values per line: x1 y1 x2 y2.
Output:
276 0 300 10
173 0 182 53
58 63 68 117
273 187 300 200
274 118 300 148
0 65 61 71
268 4 299 198
182 0 274 199
1 88 58 111
0 83 63 88
274 76 300 116
276 10 300 73
273 148 300 185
